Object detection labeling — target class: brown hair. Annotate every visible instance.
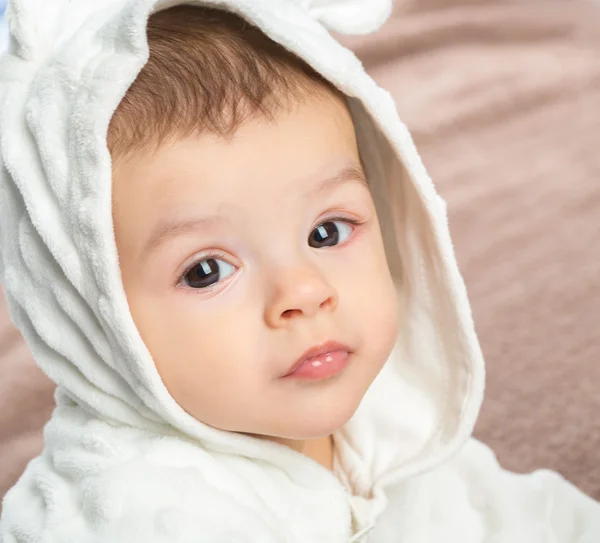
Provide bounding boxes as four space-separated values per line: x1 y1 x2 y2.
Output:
108 5 342 162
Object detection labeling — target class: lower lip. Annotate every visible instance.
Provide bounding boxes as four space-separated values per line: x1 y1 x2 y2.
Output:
282 350 350 380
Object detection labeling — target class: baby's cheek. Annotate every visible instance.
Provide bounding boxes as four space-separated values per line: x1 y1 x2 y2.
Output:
364 236 400 349
135 303 225 399
160 307 266 426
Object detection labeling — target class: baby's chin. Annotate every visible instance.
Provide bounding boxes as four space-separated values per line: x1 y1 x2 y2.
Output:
204 346 389 440
266 409 357 441
249 369 373 440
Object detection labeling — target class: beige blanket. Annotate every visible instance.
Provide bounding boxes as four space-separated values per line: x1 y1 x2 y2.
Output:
2 0 599 502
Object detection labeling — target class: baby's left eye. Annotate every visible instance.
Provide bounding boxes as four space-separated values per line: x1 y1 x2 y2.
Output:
308 220 353 248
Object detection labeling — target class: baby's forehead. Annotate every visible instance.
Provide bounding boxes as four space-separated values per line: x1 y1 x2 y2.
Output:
112 117 367 229
113 88 360 192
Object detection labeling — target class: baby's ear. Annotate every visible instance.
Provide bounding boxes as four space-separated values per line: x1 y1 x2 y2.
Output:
5 0 71 61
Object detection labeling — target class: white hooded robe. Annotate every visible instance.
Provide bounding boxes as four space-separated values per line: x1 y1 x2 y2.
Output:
0 0 599 541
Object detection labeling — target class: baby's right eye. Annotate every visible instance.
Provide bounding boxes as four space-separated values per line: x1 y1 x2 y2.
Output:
181 257 236 289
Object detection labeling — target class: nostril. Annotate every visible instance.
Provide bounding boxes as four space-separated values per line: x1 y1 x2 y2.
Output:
320 296 336 311
281 308 301 319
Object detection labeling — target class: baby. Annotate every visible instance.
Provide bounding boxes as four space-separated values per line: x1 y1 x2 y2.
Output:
109 6 398 472
0 1 599 542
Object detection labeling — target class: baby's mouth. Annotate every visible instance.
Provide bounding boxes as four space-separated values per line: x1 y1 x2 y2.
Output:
281 340 352 380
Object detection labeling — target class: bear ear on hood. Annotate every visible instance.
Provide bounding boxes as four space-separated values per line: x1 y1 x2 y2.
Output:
4 0 69 59
293 0 392 35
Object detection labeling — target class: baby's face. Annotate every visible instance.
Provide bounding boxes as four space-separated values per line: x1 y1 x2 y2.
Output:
112 90 398 441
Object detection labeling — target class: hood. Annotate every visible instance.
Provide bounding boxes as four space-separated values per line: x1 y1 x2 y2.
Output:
0 0 484 489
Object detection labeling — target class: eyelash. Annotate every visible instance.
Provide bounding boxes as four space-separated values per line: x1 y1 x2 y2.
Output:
175 215 364 288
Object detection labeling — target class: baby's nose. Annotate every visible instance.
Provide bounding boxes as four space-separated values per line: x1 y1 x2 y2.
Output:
264 266 338 328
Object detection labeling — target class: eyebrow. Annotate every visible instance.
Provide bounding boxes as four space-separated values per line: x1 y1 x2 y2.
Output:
308 165 368 197
140 165 368 259
140 214 227 260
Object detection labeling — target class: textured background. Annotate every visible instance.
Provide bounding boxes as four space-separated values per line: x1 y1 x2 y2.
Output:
1 0 599 503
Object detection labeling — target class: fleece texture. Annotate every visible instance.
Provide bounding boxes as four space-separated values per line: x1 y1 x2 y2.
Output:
0 0 598 541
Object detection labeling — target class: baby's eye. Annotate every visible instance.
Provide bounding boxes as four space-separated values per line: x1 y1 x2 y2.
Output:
308 220 353 249
182 257 235 289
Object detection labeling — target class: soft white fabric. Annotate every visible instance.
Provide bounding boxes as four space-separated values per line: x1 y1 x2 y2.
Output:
0 0 598 541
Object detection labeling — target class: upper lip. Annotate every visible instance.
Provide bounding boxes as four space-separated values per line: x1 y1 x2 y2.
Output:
283 340 351 377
